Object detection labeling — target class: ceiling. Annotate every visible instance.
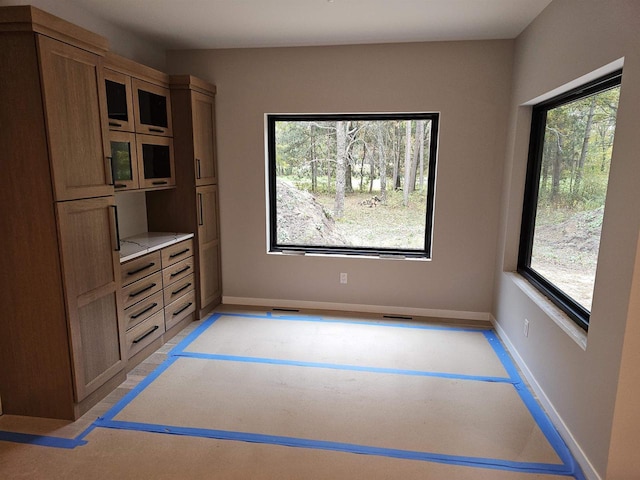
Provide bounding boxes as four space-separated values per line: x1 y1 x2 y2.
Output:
69 0 553 50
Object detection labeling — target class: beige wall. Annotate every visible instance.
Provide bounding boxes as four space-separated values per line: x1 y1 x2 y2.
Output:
167 40 513 317
494 1 640 477
0 0 166 69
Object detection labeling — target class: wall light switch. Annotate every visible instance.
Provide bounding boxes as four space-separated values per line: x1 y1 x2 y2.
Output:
340 272 348 284
524 319 530 337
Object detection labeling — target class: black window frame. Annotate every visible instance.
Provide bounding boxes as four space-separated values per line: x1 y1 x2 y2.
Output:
518 70 622 331
267 112 439 259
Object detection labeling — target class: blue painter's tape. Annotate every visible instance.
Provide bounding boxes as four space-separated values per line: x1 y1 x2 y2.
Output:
482 330 585 480
217 311 486 333
99 355 181 422
79 314 581 478
174 351 513 384
95 419 574 476
169 313 222 356
0 430 87 449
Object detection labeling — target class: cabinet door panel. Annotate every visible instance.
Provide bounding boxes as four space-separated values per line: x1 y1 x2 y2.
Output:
37 35 112 201
193 92 217 186
56 197 124 401
197 185 219 244
78 292 121 386
197 185 221 310
110 131 139 191
199 242 221 309
132 78 173 136
104 69 134 132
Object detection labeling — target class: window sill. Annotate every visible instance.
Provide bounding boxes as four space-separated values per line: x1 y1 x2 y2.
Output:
270 251 431 261
506 272 587 350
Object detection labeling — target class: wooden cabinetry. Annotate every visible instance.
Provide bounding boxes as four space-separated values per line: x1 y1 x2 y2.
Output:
198 185 222 308
132 78 173 137
37 34 112 202
162 240 196 330
119 239 195 362
104 53 175 191
104 69 135 132
0 6 125 420
56 197 124 401
192 91 217 186
147 76 222 318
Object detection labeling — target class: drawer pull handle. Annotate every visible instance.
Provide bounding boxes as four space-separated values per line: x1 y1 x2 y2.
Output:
152 180 168 185
127 263 155 276
149 127 164 133
196 158 201 179
129 283 157 298
173 302 193 316
132 325 160 344
115 183 127 189
131 303 158 319
109 121 122 127
170 265 190 277
171 283 192 296
169 248 190 258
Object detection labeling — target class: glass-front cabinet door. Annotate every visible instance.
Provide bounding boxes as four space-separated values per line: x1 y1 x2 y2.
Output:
104 70 134 132
109 132 138 191
136 134 175 189
132 79 173 136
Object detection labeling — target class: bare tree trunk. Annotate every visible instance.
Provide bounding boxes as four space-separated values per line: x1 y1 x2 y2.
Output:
310 125 317 192
334 121 347 218
377 124 387 203
403 121 412 206
392 122 400 190
574 96 596 195
419 121 428 190
551 137 562 204
359 143 366 192
409 120 423 192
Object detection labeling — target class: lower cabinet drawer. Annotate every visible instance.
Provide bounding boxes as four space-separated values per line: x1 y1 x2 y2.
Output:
163 273 194 305
164 290 196 331
121 271 163 310
121 251 162 286
124 290 164 331
126 310 165 359
162 256 194 287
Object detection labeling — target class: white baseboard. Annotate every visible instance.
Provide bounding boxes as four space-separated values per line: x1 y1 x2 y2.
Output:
491 316 601 480
222 296 491 322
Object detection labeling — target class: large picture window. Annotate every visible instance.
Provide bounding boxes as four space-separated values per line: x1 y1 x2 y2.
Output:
267 113 439 258
518 71 622 330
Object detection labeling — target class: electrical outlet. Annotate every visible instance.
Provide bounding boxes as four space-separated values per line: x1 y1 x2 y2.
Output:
523 319 530 337
340 272 348 284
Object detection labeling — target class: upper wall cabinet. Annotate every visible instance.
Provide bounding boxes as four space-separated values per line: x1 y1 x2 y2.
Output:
104 53 175 190
192 91 217 186
170 75 218 186
104 53 172 137
133 79 173 137
104 69 135 132
38 35 113 201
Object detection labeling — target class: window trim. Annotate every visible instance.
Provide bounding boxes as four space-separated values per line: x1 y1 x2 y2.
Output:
267 113 439 259
517 70 622 331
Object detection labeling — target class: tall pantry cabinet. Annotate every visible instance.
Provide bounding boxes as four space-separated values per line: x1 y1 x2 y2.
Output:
0 7 124 419
147 76 222 318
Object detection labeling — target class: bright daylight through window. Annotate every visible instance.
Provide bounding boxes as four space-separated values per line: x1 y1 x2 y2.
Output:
518 71 622 330
267 113 439 258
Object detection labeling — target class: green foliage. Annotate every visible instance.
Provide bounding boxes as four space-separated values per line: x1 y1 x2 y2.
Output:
537 86 619 212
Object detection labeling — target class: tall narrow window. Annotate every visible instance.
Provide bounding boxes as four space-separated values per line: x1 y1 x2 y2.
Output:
267 113 439 258
518 71 622 330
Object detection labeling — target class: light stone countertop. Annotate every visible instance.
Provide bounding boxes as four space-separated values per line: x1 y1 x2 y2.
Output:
119 232 194 263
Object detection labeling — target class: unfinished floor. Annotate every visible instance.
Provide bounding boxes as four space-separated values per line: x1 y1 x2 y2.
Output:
0 306 583 479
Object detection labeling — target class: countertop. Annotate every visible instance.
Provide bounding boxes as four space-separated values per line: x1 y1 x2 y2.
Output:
119 232 194 263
